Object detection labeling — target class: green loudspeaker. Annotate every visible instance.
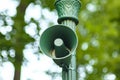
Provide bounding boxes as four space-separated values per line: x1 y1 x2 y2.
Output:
40 25 78 67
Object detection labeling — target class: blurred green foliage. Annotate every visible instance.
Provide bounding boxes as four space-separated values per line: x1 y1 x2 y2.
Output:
0 0 120 80
76 0 120 80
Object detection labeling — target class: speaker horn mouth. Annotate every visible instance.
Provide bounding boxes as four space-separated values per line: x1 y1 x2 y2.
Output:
40 25 78 60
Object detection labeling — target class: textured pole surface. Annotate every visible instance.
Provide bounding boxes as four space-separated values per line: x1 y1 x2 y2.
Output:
55 0 81 26
55 0 81 80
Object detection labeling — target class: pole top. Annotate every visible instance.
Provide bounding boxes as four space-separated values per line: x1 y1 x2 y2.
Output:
55 0 81 25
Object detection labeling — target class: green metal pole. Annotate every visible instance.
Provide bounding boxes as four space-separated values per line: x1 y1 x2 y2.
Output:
55 0 81 80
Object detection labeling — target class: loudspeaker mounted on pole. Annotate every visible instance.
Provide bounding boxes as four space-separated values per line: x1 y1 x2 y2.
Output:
40 25 78 67
40 0 81 79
